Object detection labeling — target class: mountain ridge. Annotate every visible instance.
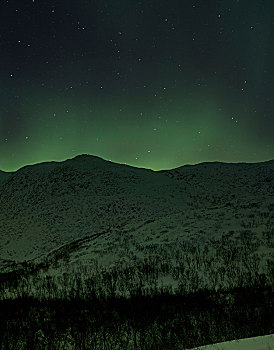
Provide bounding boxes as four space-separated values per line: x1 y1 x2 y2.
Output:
0 155 273 265
1 153 273 175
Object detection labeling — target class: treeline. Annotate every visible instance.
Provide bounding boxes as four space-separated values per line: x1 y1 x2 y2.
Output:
0 240 273 301
0 287 273 349
0 238 273 349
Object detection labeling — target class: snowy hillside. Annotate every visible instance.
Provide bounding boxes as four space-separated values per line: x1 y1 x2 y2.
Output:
0 156 273 349
0 155 273 266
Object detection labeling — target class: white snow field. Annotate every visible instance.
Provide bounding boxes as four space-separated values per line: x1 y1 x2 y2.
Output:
188 334 274 350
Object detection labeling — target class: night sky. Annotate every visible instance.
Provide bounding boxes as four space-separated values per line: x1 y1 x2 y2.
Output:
1 0 273 172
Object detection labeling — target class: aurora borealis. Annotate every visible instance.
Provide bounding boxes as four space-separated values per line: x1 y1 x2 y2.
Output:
0 0 273 172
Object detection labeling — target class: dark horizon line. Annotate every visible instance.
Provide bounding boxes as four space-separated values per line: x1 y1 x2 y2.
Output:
1 154 273 174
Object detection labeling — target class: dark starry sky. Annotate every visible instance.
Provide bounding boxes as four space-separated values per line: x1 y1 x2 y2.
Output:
0 0 273 172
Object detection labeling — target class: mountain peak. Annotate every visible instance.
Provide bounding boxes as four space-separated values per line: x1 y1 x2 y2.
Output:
72 154 91 159
68 154 110 163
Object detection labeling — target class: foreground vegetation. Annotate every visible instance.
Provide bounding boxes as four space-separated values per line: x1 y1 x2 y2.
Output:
0 287 273 350
0 239 273 349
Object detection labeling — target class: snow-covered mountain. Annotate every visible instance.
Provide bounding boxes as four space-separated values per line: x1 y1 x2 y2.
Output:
0 155 273 266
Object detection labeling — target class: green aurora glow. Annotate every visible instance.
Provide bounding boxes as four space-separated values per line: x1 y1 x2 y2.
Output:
1 0 273 172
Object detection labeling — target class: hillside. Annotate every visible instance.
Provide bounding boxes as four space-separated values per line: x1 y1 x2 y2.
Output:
0 156 273 349
0 170 12 186
0 155 273 267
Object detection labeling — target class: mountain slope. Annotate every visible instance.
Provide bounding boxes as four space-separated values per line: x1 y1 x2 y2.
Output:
0 170 12 186
0 155 273 264
0 155 189 261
